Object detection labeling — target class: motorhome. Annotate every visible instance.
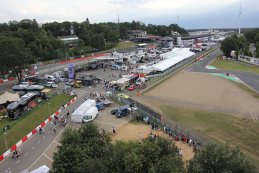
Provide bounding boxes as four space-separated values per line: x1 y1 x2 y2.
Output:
7 93 37 119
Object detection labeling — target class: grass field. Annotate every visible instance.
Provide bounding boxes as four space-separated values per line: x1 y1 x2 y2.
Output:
160 105 259 168
114 41 136 50
0 94 73 154
97 41 137 54
211 59 259 74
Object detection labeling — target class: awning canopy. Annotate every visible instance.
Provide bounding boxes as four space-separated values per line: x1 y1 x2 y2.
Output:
152 48 195 72
0 91 20 104
41 88 52 93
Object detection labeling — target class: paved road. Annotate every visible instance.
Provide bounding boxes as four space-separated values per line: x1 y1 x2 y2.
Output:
0 68 125 172
185 47 259 93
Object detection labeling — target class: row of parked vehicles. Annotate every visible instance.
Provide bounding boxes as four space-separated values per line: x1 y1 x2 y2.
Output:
111 105 137 118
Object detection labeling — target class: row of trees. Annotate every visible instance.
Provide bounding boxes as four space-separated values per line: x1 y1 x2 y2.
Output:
52 123 255 173
0 19 187 81
0 19 188 61
221 29 259 58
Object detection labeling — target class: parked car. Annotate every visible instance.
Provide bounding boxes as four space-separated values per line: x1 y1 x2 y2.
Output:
115 106 130 118
45 81 58 88
96 102 104 111
112 64 121 70
128 84 137 91
111 105 129 115
117 93 129 99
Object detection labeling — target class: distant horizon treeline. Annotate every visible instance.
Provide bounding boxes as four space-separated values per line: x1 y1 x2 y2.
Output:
220 29 259 57
0 18 188 61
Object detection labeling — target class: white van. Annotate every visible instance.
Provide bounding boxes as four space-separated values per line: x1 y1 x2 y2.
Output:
82 107 98 123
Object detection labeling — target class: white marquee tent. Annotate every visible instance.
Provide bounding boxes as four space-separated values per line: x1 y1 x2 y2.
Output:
0 91 20 104
152 48 195 72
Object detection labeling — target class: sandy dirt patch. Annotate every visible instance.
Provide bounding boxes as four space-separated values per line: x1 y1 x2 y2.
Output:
112 123 194 162
142 72 259 120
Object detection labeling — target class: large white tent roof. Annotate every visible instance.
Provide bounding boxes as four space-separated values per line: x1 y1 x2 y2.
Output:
0 91 20 104
71 99 96 116
152 48 195 72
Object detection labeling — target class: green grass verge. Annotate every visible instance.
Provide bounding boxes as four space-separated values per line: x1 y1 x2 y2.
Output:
0 94 73 154
93 41 137 54
210 59 259 74
114 41 137 50
160 105 259 168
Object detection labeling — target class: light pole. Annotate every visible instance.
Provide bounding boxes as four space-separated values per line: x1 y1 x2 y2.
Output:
3 132 8 150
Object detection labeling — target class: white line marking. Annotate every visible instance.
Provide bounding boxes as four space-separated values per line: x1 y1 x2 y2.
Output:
31 146 35 150
94 120 119 127
27 122 70 170
16 160 21 164
43 153 53 162
25 153 29 157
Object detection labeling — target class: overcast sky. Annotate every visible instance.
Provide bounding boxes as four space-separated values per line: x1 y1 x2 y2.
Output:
0 0 258 29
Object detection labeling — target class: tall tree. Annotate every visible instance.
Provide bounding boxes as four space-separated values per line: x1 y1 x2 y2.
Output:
52 123 185 173
187 144 256 173
0 36 33 82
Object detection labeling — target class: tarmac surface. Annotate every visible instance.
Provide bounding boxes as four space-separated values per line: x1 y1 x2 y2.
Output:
185 47 259 93
0 68 126 172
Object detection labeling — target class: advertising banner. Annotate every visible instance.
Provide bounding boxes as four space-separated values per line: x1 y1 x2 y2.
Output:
68 63 75 79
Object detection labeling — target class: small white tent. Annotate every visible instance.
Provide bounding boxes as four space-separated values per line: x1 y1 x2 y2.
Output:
71 99 96 123
0 91 20 104
30 165 50 173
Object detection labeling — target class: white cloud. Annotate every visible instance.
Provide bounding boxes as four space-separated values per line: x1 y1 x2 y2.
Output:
0 0 258 28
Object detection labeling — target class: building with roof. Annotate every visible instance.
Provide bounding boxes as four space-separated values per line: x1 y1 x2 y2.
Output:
127 30 147 40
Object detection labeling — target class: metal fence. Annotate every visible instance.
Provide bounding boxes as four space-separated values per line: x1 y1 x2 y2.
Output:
111 94 205 149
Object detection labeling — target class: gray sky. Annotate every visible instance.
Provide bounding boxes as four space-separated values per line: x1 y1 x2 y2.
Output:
0 0 258 29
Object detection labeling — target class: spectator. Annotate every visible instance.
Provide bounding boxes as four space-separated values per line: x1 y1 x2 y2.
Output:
179 148 183 156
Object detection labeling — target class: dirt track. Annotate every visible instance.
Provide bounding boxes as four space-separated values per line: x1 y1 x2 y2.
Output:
112 123 194 162
142 72 259 120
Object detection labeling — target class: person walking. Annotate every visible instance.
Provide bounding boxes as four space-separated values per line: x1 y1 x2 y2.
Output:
179 148 183 157
53 126 56 135
39 127 44 134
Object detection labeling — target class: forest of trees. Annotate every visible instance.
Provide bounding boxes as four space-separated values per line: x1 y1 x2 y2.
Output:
0 18 187 80
0 18 187 62
221 29 259 58
52 123 255 173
